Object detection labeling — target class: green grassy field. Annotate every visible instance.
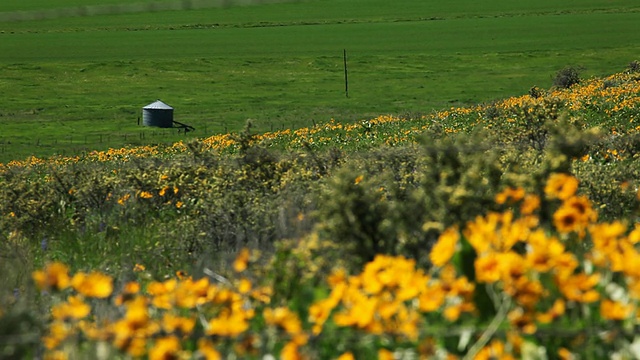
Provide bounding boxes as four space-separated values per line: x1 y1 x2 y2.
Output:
0 0 639 162
3 2 640 358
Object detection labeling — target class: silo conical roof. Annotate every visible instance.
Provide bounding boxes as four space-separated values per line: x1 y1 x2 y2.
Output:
143 100 173 110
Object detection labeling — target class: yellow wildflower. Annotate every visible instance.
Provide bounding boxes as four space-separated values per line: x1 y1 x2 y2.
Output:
176 270 188 280
52 295 91 321
553 205 581 234
418 282 445 312
264 307 304 336
429 226 459 267
147 279 177 309
115 281 141 306
475 339 515 360
507 308 537 334
337 352 355 360
117 193 131 205
545 173 579 200
162 313 196 335
378 349 394 360
197 338 222 360
234 278 251 295
557 273 600 303
250 285 273 303
123 296 150 329
308 284 344 335
443 304 463 322
71 271 113 299
149 336 181 360
537 299 566 324
558 348 576 360
475 253 501 283
520 194 540 215
328 268 347 287
600 299 633 320
133 263 145 272
33 262 71 291
138 191 153 199
464 212 499 254
495 186 525 204
281 341 303 360
206 309 250 337
506 276 544 309
233 248 250 272
159 185 170 196
628 224 640 243
555 195 597 236
43 321 70 350
119 337 147 358
334 294 377 329
174 277 211 308
526 230 566 273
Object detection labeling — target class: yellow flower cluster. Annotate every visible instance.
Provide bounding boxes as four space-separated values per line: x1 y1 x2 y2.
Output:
309 255 475 342
85 145 161 163
114 180 182 209
485 72 640 118
421 173 640 357
34 251 275 360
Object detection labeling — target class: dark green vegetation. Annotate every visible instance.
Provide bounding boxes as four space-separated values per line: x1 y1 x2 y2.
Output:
0 0 639 162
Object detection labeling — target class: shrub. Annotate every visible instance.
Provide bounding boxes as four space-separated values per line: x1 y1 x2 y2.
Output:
528 86 544 98
313 133 509 269
484 102 501 120
553 66 582 89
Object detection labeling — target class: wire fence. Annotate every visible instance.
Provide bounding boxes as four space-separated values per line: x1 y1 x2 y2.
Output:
0 0 307 22
0 130 193 146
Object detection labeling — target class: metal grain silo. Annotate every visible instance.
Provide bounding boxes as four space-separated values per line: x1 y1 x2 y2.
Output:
142 100 174 128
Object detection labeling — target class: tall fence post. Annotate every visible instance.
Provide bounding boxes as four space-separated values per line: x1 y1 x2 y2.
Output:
344 48 349 98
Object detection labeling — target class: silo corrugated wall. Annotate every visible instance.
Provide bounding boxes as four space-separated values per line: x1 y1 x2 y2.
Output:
142 100 174 128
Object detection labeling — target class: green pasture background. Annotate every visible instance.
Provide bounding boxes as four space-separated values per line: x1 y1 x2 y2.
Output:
0 0 639 162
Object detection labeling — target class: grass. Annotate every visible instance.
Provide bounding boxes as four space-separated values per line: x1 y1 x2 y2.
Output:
0 0 639 162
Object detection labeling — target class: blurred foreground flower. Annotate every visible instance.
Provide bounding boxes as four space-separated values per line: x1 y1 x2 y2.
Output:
33 262 71 291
